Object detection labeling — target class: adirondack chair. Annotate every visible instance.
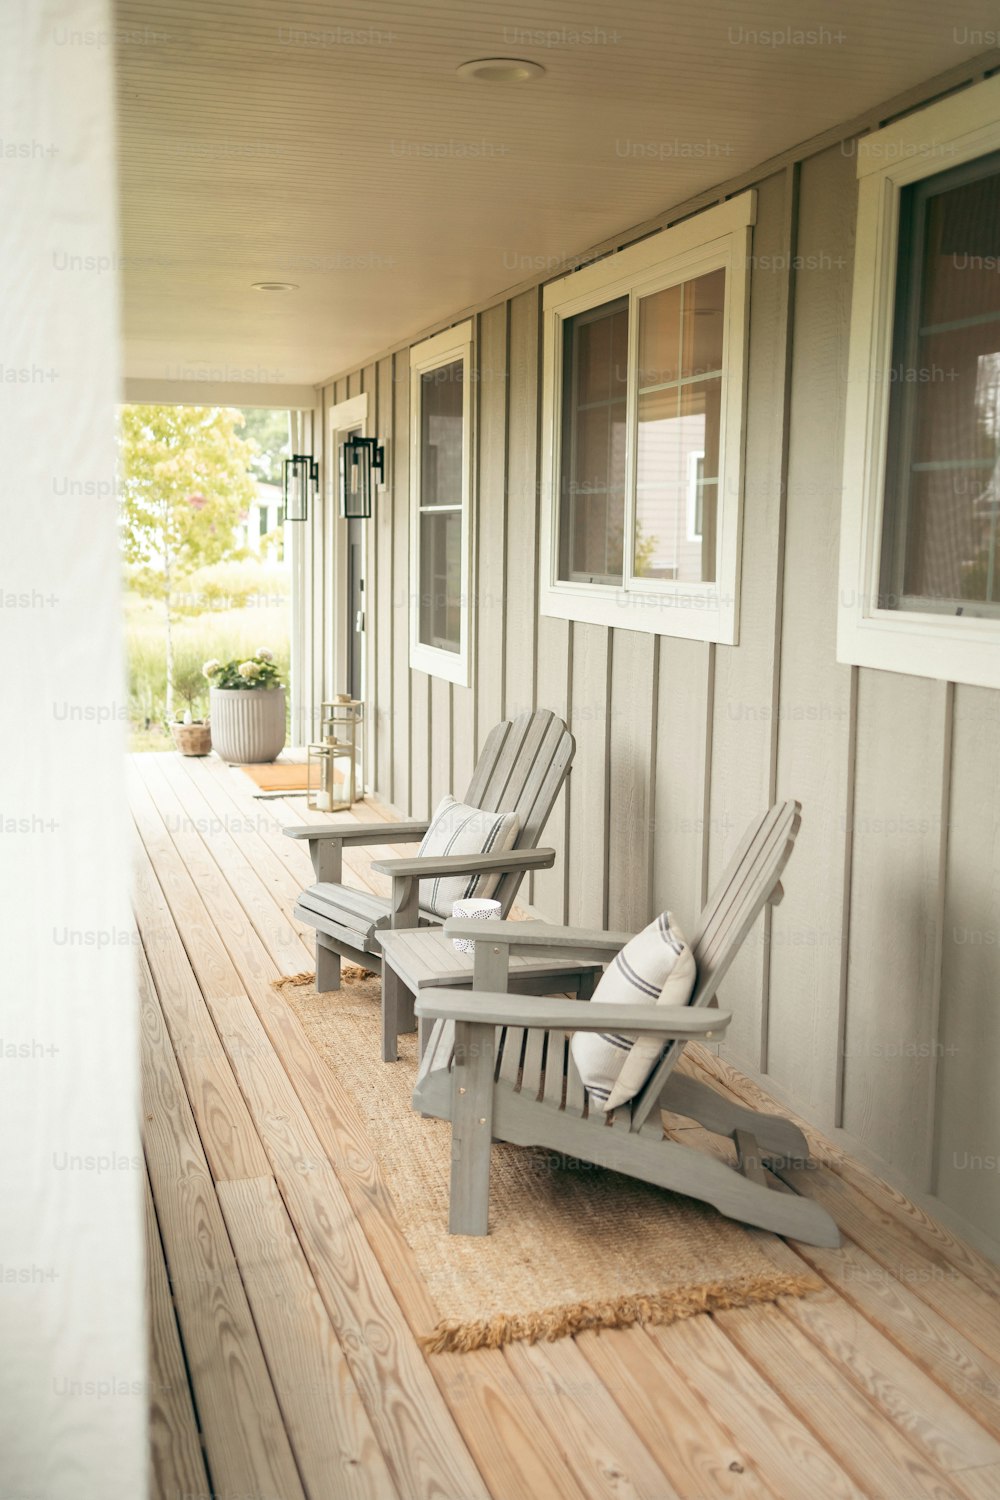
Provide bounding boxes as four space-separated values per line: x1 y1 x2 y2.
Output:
285 708 575 1053
413 800 841 1248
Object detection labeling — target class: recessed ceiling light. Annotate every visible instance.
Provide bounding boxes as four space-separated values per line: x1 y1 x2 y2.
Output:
456 57 545 83
251 281 299 293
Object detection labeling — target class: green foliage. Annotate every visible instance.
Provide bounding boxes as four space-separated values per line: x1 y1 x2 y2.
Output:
238 408 291 486
119 403 266 715
119 404 258 587
171 650 211 720
125 593 289 740
633 520 659 578
175 558 290 613
961 533 1000 602
203 650 283 691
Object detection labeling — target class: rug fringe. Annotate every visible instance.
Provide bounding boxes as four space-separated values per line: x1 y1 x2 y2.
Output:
271 966 375 990
419 1272 822 1354
271 971 316 989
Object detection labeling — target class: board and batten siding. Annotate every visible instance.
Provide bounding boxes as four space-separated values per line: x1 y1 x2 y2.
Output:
308 69 1000 1259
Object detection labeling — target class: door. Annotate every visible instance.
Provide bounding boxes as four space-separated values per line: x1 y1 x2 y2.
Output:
347 514 365 700
344 422 366 703
325 393 369 785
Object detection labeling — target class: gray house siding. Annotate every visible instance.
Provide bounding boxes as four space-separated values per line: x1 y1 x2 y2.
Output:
305 61 1000 1257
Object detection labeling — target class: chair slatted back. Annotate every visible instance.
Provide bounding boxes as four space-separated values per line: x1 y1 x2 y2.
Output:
628 800 801 1132
462 708 575 915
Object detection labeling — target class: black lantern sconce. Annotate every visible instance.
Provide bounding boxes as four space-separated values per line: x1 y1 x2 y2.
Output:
282 454 319 522
339 433 385 520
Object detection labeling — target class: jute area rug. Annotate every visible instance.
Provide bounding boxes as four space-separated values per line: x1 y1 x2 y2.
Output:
275 971 820 1353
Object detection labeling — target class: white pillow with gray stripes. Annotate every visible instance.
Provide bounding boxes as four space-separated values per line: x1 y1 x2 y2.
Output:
570 912 697 1113
417 795 520 918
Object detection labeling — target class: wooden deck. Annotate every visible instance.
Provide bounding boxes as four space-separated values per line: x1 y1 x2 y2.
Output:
133 751 1000 1500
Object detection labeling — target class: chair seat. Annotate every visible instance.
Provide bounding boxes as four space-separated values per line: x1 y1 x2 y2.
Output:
415 1031 592 1130
297 882 440 946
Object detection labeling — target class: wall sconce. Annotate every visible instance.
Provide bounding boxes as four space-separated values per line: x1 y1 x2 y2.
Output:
282 454 319 522
339 433 385 519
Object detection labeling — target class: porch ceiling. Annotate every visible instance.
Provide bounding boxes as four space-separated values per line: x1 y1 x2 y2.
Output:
116 0 997 387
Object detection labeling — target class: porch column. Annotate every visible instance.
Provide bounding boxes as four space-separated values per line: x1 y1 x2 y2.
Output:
0 3 148 1497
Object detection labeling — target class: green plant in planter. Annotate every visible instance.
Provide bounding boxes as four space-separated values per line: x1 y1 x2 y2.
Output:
171 657 209 724
203 649 283 691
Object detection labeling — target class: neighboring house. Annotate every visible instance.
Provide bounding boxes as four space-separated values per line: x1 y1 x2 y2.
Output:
291 67 1000 1260
236 480 284 559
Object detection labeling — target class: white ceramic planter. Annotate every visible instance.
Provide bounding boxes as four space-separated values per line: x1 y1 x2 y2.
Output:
209 687 286 763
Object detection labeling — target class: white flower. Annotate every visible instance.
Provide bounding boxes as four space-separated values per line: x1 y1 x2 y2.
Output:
237 660 262 680
202 659 222 678
256 648 273 662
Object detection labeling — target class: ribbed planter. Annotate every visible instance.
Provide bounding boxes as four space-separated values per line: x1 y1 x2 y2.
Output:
209 687 286 763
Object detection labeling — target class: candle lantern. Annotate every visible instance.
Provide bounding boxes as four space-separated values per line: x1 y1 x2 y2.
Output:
306 696 363 812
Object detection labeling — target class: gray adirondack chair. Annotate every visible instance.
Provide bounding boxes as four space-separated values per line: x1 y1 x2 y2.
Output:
413 800 841 1248
285 708 575 1053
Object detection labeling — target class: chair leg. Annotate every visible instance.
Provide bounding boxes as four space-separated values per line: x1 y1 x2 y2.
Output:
577 967 598 1000
381 963 412 1062
606 1129 840 1246
658 1071 810 1163
449 1020 496 1236
315 938 341 994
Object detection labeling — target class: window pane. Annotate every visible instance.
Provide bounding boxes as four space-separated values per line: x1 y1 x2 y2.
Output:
634 378 720 582
420 359 463 507
682 268 726 378
638 283 681 386
558 298 628 583
882 155 1000 612
418 509 461 652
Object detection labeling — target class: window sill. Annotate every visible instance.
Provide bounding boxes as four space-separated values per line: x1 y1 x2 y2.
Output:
837 604 1000 690
410 639 469 686
540 578 739 644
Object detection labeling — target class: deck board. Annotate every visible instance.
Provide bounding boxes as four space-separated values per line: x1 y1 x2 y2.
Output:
138 948 307 1500
144 1169 211 1500
135 752 1000 1499
215 1175 400 1500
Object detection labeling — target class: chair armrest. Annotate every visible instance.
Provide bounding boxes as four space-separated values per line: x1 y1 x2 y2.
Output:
414 988 730 1038
283 820 430 845
370 847 556 879
443 918 633 961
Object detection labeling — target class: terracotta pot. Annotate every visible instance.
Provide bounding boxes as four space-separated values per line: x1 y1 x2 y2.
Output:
209 687 286 763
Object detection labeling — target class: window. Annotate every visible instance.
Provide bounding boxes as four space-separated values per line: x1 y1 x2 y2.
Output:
540 193 754 642
838 74 1000 689
409 321 473 683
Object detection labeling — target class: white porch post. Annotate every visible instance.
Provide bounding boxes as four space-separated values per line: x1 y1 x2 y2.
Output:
289 408 311 744
0 4 147 1498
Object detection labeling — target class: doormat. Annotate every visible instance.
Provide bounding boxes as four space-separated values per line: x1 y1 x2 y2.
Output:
237 762 310 792
274 971 821 1352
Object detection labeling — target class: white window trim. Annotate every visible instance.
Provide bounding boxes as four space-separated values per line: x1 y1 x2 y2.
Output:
539 191 755 644
687 449 706 543
409 320 474 685
837 74 1000 690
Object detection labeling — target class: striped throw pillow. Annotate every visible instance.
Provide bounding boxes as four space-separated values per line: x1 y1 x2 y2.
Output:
570 912 696 1113
417 795 520 918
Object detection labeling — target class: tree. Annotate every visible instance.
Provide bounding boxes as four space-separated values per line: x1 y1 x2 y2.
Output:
119 405 258 717
238 408 291 485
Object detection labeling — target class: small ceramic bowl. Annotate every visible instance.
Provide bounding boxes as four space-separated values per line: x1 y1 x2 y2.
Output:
450 897 501 952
